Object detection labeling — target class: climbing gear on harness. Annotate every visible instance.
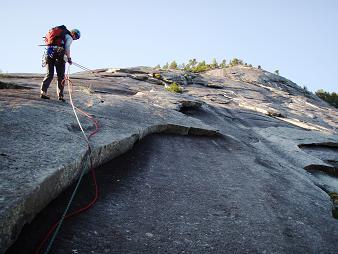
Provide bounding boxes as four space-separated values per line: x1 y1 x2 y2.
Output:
41 51 47 67
70 29 81 40
46 46 65 59
41 45 65 65
44 25 71 47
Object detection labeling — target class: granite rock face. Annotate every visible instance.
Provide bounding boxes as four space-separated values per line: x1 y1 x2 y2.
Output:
0 66 337 253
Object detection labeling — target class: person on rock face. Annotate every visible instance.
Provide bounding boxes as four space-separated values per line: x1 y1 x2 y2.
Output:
40 26 81 102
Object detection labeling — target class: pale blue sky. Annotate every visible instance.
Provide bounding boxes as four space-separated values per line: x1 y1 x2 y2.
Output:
0 0 337 92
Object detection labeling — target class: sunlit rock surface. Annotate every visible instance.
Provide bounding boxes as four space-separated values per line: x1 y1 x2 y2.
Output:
0 66 337 253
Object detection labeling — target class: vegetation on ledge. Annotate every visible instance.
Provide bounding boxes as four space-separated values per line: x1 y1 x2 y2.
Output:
165 82 183 93
316 90 338 108
157 58 255 73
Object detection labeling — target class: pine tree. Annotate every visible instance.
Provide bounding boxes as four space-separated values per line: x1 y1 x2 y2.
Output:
210 58 219 69
189 59 197 67
219 59 227 68
169 60 178 69
316 89 338 108
179 63 186 70
229 58 243 66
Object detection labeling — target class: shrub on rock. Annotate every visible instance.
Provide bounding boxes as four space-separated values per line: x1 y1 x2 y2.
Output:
153 73 162 79
166 82 183 93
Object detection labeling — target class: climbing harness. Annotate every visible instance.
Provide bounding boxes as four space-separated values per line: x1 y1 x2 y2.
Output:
41 47 65 67
35 64 100 254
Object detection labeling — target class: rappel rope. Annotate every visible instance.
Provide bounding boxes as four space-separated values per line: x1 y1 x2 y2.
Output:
72 61 94 73
36 64 100 254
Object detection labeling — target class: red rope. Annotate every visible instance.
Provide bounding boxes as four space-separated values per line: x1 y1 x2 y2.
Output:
35 74 100 254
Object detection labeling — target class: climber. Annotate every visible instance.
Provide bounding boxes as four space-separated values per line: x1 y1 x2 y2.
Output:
40 25 81 101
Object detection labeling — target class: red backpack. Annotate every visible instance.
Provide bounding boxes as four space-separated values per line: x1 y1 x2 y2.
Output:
44 25 71 47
